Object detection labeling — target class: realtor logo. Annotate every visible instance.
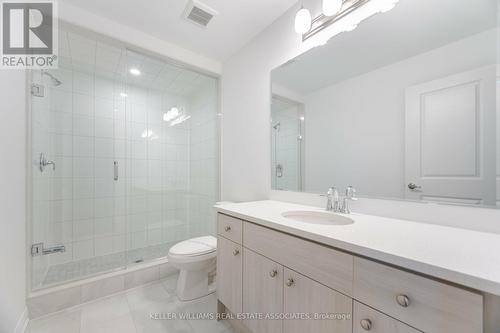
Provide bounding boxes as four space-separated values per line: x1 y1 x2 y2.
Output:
1 0 57 68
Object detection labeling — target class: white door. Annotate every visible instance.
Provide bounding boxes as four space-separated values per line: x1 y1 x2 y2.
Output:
405 66 496 206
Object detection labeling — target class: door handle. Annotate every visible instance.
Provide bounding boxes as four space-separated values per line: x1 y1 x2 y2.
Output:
407 183 422 191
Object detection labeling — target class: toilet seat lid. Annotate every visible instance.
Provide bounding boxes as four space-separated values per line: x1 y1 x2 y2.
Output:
169 236 217 257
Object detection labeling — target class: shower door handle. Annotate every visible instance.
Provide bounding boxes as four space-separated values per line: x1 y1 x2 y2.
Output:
114 161 119 181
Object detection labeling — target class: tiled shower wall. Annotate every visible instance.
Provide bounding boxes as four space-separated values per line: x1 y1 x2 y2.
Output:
31 64 218 289
271 105 301 191
187 80 219 237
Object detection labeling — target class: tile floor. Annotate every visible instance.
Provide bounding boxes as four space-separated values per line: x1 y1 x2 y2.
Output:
40 243 174 287
26 275 235 333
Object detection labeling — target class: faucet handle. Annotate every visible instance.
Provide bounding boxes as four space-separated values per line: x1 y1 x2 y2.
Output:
345 186 357 200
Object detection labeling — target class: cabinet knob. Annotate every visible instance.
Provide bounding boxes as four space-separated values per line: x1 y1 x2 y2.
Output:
396 294 410 307
225 226 231 232
285 278 294 287
232 249 240 256
360 319 372 331
269 269 278 278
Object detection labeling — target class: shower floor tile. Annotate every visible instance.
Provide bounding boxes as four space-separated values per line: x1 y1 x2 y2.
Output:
26 279 236 333
42 243 175 287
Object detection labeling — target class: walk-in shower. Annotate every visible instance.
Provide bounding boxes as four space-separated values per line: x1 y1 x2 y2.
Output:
29 25 219 291
271 95 304 191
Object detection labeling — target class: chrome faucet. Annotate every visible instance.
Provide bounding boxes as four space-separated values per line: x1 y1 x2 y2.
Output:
326 186 357 214
340 186 357 214
326 187 339 211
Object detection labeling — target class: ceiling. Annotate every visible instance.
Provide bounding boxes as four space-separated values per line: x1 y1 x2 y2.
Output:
272 0 498 95
57 29 215 97
59 0 297 61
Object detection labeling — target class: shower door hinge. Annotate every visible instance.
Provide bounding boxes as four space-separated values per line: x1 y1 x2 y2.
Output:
31 243 66 256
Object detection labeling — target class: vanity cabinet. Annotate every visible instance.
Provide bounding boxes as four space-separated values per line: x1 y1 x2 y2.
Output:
216 235 243 314
283 268 352 333
243 249 283 333
353 302 421 333
353 257 483 333
242 248 351 333
216 213 484 333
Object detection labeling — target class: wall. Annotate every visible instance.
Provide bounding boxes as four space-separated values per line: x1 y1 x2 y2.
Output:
304 29 496 197
0 71 27 332
221 4 311 201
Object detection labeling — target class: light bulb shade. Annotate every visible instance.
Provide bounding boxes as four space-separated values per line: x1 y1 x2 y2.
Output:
323 0 343 16
294 8 312 34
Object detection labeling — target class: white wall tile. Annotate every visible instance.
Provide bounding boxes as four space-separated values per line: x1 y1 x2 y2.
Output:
73 157 94 178
73 115 94 136
94 217 113 238
73 198 94 220
94 137 113 158
73 136 94 157
73 93 93 117
94 197 114 218
73 239 94 260
73 219 94 241
94 160 113 182
95 117 114 138
73 71 94 95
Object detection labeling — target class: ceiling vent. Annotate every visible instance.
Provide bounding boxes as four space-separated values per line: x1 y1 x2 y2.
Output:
183 0 218 28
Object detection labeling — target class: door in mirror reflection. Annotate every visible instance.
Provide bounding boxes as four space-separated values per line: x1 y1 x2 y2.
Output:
405 67 497 206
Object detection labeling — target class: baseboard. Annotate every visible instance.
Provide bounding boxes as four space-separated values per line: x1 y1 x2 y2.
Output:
13 307 28 333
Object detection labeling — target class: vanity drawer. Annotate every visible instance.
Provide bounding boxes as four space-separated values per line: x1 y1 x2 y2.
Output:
354 302 421 333
243 222 353 296
353 257 483 333
217 213 243 244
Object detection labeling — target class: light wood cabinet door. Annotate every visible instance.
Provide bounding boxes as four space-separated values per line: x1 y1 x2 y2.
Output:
243 249 283 333
218 213 243 244
353 257 483 333
217 236 242 314
354 301 422 333
283 268 352 333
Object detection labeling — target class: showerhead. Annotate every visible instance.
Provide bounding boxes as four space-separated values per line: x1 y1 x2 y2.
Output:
273 122 281 131
41 70 62 86
51 76 62 86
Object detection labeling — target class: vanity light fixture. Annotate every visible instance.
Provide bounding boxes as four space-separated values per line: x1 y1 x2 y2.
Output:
300 0 400 41
129 67 141 76
295 6 312 34
323 0 343 16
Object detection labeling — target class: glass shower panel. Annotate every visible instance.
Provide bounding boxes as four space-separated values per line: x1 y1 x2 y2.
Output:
30 27 219 291
30 30 131 290
123 50 219 265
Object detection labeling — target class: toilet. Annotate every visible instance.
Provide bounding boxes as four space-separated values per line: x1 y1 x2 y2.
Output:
168 235 217 301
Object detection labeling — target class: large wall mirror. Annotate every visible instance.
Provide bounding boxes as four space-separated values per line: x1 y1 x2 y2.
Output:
271 0 500 208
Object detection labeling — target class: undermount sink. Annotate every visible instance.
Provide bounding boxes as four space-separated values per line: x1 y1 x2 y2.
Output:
281 210 354 225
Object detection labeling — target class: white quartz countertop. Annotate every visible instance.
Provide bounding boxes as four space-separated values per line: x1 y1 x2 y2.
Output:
215 200 500 296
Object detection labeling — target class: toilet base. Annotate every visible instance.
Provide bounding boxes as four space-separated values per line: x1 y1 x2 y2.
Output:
176 267 216 301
